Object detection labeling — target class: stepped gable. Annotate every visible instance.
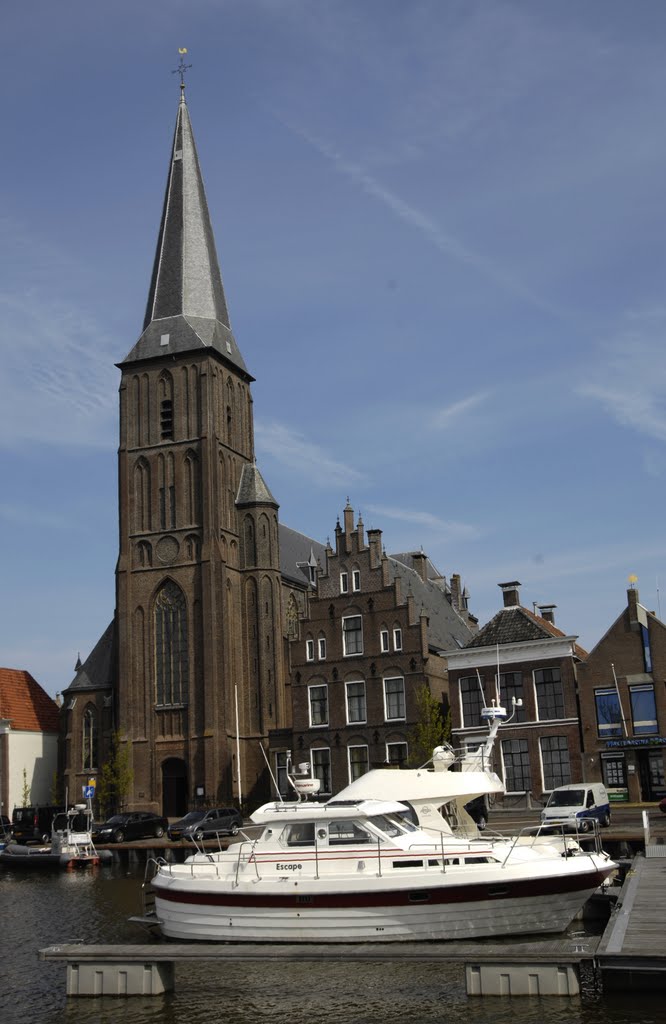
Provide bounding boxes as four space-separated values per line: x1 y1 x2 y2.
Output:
67 621 115 692
0 668 60 732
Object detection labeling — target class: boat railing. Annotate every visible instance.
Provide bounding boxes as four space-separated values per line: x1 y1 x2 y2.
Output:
233 839 260 887
499 818 605 868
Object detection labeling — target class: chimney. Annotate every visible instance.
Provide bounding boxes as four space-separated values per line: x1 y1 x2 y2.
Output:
499 581 521 608
538 604 557 625
356 513 365 551
412 551 428 582
627 586 643 631
343 500 354 554
450 573 461 610
367 528 382 568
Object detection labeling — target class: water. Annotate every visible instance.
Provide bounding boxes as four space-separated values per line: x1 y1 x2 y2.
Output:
0 863 662 1024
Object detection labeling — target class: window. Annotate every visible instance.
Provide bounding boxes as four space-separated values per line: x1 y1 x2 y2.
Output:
311 747 331 794
534 667 565 720
384 676 405 721
348 744 369 782
595 688 623 738
275 752 290 797
630 685 658 735
641 624 653 673
540 736 571 790
386 742 408 767
160 399 173 440
380 629 390 653
155 581 189 706
601 754 626 789
340 572 349 594
346 680 366 723
306 639 315 662
499 672 526 721
318 637 327 660
342 615 363 656
82 707 98 771
393 628 402 652
352 569 361 592
308 684 328 727
459 676 485 728
501 738 531 792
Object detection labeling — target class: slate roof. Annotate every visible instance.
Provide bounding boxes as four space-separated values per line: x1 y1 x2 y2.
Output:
0 668 60 732
279 523 328 587
464 605 587 657
387 556 473 652
236 464 278 507
120 93 250 378
66 620 115 693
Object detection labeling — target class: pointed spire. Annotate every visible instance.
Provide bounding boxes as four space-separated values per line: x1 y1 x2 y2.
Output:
121 90 251 378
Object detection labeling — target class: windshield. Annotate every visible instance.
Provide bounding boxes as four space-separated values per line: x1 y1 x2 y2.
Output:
547 789 584 808
368 814 415 837
104 815 126 824
179 811 205 823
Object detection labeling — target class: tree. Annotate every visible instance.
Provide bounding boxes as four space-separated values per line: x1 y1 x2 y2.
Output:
21 767 30 806
96 733 133 816
407 685 451 767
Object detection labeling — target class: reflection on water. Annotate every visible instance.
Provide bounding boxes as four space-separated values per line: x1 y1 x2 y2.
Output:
0 864 661 1024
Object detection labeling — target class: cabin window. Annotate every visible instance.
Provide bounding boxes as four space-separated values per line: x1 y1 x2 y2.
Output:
328 820 371 844
368 814 407 838
393 860 424 869
285 823 315 847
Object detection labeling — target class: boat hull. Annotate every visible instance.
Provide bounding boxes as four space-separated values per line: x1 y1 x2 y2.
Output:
152 862 612 943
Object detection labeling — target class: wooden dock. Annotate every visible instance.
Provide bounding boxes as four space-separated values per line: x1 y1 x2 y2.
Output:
39 852 666 998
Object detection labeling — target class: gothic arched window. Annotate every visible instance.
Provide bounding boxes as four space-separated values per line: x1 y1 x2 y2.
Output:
82 705 98 770
155 581 189 706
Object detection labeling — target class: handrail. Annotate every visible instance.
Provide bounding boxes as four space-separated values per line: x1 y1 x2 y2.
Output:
234 840 260 888
499 818 604 868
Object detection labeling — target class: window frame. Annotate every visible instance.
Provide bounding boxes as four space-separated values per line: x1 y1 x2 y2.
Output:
393 627 403 652
380 629 390 653
342 614 363 657
352 569 361 592
594 687 623 738
305 639 315 662
386 741 408 767
348 744 369 783
540 735 571 791
383 675 406 722
311 746 332 795
501 738 531 793
340 572 349 594
630 684 658 736
533 666 565 721
308 683 329 727
318 637 327 661
345 679 367 724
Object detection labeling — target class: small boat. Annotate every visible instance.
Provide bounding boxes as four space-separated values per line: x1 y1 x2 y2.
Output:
0 803 112 870
146 704 617 943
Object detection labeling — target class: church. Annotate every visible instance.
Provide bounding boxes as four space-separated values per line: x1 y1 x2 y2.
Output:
59 82 475 815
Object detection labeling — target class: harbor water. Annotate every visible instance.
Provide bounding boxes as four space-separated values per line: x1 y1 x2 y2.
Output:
0 862 661 1024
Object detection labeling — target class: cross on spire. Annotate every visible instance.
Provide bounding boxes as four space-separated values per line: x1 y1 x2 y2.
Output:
172 49 192 91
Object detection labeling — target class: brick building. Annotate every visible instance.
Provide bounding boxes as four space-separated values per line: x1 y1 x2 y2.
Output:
59 87 325 815
577 585 666 804
445 581 585 803
269 503 476 797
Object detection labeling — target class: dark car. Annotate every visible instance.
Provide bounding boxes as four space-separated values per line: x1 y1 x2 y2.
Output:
12 805 65 844
0 814 11 839
168 807 243 842
92 811 168 844
659 797 666 814
464 796 489 831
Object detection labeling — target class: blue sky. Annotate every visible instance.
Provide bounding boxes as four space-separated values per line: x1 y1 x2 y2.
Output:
3 1 666 698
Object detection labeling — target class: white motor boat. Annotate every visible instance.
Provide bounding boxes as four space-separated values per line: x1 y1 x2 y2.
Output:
148 705 616 943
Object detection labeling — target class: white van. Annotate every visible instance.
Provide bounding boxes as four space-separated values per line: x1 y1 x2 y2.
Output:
540 782 611 832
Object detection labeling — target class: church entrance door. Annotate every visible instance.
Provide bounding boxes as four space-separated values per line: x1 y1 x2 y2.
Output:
162 758 188 818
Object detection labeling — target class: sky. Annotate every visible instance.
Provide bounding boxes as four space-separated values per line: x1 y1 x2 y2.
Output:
3 0 666 698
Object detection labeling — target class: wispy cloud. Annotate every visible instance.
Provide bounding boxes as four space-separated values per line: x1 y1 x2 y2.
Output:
365 502 480 542
255 419 364 488
0 502 74 531
577 312 666 443
431 391 490 430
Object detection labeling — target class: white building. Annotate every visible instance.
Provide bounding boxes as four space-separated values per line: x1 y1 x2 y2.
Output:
0 668 60 816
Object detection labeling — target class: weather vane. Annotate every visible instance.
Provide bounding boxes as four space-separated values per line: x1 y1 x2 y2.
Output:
172 48 192 90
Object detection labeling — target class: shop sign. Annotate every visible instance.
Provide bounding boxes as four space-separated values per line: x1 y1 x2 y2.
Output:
605 736 666 749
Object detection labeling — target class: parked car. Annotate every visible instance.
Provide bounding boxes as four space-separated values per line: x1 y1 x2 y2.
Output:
658 796 666 814
168 807 243 842
12 805 65 844
0 814 11 839
92 811 168 844
464 796 489 830
540 783 611 832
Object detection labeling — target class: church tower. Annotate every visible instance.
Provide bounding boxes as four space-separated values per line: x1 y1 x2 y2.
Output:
115 83 284 814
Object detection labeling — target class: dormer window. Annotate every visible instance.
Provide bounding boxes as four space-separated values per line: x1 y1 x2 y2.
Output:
340 572 349 594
